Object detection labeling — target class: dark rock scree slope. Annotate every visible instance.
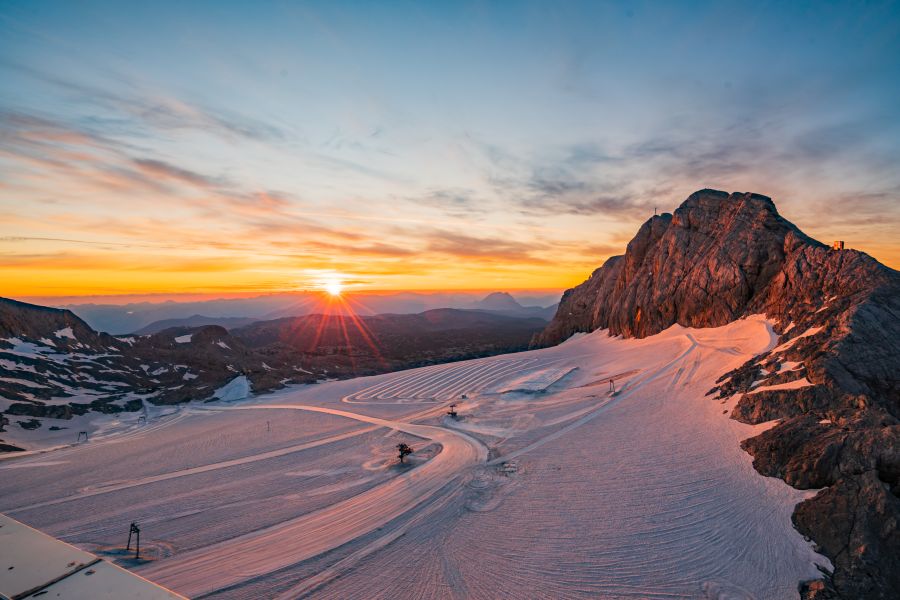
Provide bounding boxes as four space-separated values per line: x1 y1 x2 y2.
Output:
535 189 899 600
0 297 315 416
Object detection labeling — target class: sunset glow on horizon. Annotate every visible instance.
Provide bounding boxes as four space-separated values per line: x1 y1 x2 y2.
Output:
2 1 900 300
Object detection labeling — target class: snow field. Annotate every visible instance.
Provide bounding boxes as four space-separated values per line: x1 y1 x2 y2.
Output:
1 315 828 599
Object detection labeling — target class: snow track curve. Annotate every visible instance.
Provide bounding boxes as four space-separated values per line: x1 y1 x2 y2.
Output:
137 404 488 598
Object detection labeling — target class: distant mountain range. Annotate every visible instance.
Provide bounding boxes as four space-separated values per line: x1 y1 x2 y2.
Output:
534 189 900 599
85 291 558 337
50 291 560 335
234 308 548 362
133 315 259 335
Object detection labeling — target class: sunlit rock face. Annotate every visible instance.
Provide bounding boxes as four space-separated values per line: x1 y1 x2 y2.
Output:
536 189 900 599
537 189 892 342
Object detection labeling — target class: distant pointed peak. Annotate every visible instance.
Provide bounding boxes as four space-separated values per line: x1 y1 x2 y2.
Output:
475 292 522 310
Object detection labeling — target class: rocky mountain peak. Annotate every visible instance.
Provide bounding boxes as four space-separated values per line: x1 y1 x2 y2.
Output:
535 189 891 343
534 188 900 598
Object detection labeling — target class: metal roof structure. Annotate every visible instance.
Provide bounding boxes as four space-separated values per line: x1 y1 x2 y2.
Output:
0 513 186 600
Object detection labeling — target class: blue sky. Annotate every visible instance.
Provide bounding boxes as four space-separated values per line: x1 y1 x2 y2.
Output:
1 1 899 297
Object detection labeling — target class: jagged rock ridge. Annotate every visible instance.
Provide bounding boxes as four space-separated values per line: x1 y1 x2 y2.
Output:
535 189 899 599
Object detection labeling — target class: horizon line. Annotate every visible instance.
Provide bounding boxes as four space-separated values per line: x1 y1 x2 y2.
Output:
8 287 567 306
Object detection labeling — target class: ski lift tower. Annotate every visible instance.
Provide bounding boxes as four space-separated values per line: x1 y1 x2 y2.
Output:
126 522 141 559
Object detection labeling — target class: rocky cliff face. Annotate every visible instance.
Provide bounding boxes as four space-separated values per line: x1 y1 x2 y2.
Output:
536 189 900 599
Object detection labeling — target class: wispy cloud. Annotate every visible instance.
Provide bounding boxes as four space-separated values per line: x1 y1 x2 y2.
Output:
0 60 289 143
402 187 491 217
425 230 551 264
132 158 224 188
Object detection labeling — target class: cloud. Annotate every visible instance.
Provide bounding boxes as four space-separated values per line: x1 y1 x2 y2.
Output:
519 191 653 217
562 143 614 167
806 188 900 227
132 158 224 188
510 168 663 219
0 106 314 230
0 108 112 162
0 60 289 143
0 108 178 195
526 177 587 198
403 187 490 217
2 62 410 191
297 240 417 258
425 230 551 263
578 242 626 257
0 235 175 250
454 134 668 219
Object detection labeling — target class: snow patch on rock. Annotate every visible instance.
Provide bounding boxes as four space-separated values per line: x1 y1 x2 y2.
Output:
212 375 251 402
54 327 76 340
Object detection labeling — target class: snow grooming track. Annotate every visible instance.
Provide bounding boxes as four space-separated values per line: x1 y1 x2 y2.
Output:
140 355 662 598
2 316 828 599
344 358 538 404
496 365 579 393
6 425 379 514
286 318 827 599
486 333 698 466
0 404 196 464
136 404 489 598
269 475 466 600
4 401 453 515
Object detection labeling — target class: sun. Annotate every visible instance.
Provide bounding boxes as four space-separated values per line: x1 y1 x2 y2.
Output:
324 279 343 296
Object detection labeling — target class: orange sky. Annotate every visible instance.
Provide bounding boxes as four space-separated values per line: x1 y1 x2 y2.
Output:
3 2 899 300
2 161 898 299
3 204 896 300
2 138 897 298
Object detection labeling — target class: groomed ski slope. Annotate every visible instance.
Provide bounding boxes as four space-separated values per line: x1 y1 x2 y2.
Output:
0 316 828 599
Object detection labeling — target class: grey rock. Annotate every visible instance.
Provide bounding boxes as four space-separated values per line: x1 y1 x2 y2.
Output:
535 189 900 598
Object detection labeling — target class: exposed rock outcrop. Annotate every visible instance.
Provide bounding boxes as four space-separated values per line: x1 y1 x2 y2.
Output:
0 297 322 425
535 189 900 599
